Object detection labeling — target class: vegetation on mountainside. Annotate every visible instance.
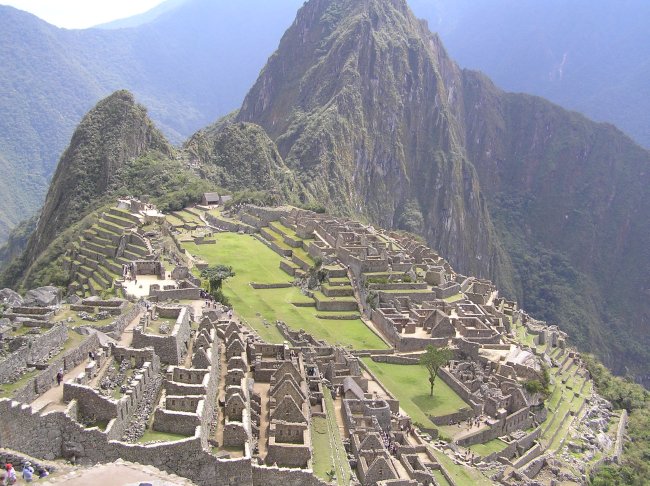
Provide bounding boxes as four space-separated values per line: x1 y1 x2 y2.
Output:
23 91 172 264
0 208 102 290
409 0 650 148
0 215 37 270
110 152 215 212
186 122 306 206
584 355 650 485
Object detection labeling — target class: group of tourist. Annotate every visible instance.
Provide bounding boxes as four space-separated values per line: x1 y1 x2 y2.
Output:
380 429 398 456
121 263 137 283
199 289 216 307
0 462 48 484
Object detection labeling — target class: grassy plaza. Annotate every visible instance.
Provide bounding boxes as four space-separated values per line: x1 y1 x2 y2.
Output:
182 233 387 350
362 359 469 428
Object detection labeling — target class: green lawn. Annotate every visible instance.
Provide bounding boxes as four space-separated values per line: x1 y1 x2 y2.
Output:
429 448 493 486
362 359 469 427
139 429 190 443
469 438 509 456
311 417 335 480
443 293 465 303
177 210 203 224
182 234 387 350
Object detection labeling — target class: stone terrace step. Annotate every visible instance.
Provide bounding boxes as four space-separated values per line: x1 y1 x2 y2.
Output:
98 219 127 235
122 250 142 261
85 240 115 258
78 265 95 277
92 224 123 243
103 212 136 229
108 207 141 224
322 284 354 297
104 259 123 275
84 231 114 248
125 242 148 257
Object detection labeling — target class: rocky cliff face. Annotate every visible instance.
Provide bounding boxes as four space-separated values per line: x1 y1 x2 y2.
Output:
22 90 172 270
234 0 650 380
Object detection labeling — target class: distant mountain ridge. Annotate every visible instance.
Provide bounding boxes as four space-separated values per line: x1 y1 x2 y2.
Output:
0 0 304 244
407 0 650 148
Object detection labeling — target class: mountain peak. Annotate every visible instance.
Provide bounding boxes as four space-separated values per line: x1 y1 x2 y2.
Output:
21 90 171 269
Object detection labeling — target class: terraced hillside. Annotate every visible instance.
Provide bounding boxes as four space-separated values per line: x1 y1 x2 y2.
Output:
65 206 150 297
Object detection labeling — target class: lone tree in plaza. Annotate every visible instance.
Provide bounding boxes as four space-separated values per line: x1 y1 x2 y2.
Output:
419 345 452 397
201 264 235 301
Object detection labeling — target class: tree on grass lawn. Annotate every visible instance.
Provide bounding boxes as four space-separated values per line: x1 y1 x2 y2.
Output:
201 265 235 301
419 345 452 397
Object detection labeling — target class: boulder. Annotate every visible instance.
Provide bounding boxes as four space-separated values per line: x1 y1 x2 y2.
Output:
24 286 62 307
68 294 82 305
0 288 23 306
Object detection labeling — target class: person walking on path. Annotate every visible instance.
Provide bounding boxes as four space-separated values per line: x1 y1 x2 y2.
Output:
5 464 16 485
56 368 64 386
22 462 34 483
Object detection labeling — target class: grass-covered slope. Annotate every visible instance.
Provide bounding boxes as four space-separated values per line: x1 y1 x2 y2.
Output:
186 121 305 201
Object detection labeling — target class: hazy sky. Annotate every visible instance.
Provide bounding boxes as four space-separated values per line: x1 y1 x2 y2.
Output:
0 0 167 28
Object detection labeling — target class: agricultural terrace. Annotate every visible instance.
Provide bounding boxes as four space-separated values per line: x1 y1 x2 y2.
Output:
182 233 388 350
362 358 469 428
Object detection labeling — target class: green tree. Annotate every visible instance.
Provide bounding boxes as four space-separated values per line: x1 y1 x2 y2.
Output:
419 345 452 397
201 265 235 296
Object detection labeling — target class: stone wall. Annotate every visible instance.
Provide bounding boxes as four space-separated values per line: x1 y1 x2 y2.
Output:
438 367 478 409
242 205 288 226
0 324 68 383
93 302 143 339
63 359 158 440
154 406 202 436
150 287 202 301
13 333 101 403
132 307 191 364
251 465 329 486
430 407 474 426
250 282 293 290
371 355 419 365
0 398 257 486
204 212 255 234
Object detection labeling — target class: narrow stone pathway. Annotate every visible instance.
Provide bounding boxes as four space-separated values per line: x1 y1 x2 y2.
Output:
31 359 90 412
118 309 144 347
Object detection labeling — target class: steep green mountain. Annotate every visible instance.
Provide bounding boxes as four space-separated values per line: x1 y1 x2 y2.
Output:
0 0 304 243
185 121 305 200
24 90 171 264
0 91 215 290
407 0 650 148
231 0 650 383
236 0 514 289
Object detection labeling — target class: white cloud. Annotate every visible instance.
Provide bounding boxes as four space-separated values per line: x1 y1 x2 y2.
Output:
0 0 167 29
